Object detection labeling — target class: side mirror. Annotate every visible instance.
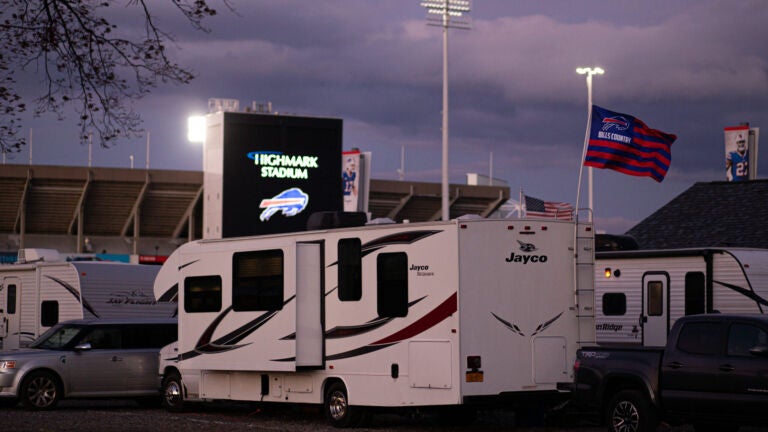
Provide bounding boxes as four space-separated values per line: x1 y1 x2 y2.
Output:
749 345 768 358
73 342 93 352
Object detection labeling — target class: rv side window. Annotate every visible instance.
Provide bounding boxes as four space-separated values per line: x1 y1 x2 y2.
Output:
7 284 16 314
647 281 663 316
602 293 627 316
684 272 705 315
338 238 362 301
233 250 284 311
41 301 59 327
184 276 222 313
377 252 408 318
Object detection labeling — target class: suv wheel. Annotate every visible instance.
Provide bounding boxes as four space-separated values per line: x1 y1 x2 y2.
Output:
20 371 61 410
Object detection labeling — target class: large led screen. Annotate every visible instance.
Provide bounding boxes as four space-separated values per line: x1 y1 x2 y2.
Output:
222 113 342 237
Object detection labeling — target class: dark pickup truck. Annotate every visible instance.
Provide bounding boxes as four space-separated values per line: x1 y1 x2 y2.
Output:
571 314 768 432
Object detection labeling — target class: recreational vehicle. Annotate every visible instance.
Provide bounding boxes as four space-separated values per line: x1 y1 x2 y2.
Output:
155 216 595 426
595 248 768 346
0 249 176 350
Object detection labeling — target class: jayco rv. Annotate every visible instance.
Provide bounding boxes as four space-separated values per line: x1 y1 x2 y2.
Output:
155 216 595 426
0 249 176 350
595 248 768 346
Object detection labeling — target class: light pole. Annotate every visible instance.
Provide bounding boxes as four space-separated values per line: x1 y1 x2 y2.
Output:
576 66 604 221
421 0 470 221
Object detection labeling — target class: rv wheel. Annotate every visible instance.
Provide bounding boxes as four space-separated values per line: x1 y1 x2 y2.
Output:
324 381 363 428
20 371 61 410
162 371 185 412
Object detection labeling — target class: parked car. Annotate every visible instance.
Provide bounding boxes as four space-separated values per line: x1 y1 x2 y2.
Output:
0 318 177 410
571 313 768 432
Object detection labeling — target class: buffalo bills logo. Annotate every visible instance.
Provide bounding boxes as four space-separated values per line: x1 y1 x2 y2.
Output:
601 116 629 132
517 240 537 252
259 187 309 221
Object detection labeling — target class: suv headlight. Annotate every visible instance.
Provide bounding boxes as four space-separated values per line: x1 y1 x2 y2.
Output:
0 361 16 369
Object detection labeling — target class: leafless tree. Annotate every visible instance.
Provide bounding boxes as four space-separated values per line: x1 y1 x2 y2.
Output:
0 0 221 154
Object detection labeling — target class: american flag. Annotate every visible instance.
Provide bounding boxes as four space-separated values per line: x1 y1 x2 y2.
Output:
524 195 574 220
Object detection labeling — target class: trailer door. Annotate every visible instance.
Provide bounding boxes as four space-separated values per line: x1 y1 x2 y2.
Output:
295 243 323 368
642 272 669 346
1 277 21 349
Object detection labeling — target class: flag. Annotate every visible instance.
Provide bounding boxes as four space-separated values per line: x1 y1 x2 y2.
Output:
524 195 574 220
584 105 677 182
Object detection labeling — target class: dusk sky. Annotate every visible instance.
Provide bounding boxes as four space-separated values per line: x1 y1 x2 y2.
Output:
8 1 768 234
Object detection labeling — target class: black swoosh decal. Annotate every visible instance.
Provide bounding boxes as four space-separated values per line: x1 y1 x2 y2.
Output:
157 284 178 302
714 279 768 307
492 312 525 336
45 275 100 318
179 295 296 360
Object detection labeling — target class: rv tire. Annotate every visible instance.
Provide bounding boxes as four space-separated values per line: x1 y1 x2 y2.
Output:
20 371 61 410
324 381 363 428
162 371 185 412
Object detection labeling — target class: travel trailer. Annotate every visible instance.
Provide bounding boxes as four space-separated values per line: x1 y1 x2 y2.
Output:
0 249 176 350
155 216 595 426
595 248 768 346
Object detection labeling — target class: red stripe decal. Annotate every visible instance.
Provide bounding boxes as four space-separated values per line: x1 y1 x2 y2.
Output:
370 293 457 346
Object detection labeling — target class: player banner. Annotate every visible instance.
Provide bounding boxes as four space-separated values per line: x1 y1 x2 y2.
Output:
724 125 750 182
342 150 361 212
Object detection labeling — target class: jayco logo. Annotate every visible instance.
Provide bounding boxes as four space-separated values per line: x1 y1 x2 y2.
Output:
506 241 548 264
409 264 434 276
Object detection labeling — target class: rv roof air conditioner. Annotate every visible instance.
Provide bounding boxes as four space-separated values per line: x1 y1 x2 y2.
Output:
306 211 368 231
17 248 62 264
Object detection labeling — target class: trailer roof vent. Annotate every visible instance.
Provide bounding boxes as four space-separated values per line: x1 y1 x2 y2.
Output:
306 211 368 231
17 248 62 264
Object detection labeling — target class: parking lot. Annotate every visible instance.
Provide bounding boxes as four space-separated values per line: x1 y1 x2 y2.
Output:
0 399 600 432
3 398 768 432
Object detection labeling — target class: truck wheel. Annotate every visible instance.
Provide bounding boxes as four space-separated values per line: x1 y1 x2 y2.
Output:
324 381 363 428
606 389 658 432
161 371 185 412
20 371 61 410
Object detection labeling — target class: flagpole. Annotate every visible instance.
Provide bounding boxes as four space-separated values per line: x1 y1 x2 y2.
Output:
575 67 604 222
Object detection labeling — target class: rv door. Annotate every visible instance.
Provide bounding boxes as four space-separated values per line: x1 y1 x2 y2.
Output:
642 272 669 346
1 277 21 349
295 243 323 368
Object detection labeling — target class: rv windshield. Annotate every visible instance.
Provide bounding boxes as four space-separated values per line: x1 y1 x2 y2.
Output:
30 324 84 350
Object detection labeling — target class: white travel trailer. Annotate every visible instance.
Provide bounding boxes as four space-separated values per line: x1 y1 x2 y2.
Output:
595 248 768 346
155 216 595 426
0 249 176 350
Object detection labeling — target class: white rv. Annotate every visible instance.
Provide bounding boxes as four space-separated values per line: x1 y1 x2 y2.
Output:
0 249 176 350
155 216 595 426
595 248 768 346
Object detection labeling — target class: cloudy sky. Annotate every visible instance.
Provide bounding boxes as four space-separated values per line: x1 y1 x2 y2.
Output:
10 0 768 234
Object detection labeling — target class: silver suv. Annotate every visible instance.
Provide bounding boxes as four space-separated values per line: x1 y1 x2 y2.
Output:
0 318 177 410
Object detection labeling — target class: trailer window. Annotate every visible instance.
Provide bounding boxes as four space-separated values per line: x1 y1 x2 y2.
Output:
377 252 408 318
41 301 59 327
233 250 284 311
602 293 626 316
684 272 705 315
647 281 663 316
338 238 362 301
184 276 222 313
6 284 16 314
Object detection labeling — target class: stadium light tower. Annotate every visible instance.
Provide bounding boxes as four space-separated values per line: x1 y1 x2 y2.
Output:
576 66 604 221
421 0 471 221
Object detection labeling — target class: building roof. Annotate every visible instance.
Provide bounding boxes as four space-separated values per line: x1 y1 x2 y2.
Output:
626 179 768 249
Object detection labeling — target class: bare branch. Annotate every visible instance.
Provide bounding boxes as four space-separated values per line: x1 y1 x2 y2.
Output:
0 0 219 154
